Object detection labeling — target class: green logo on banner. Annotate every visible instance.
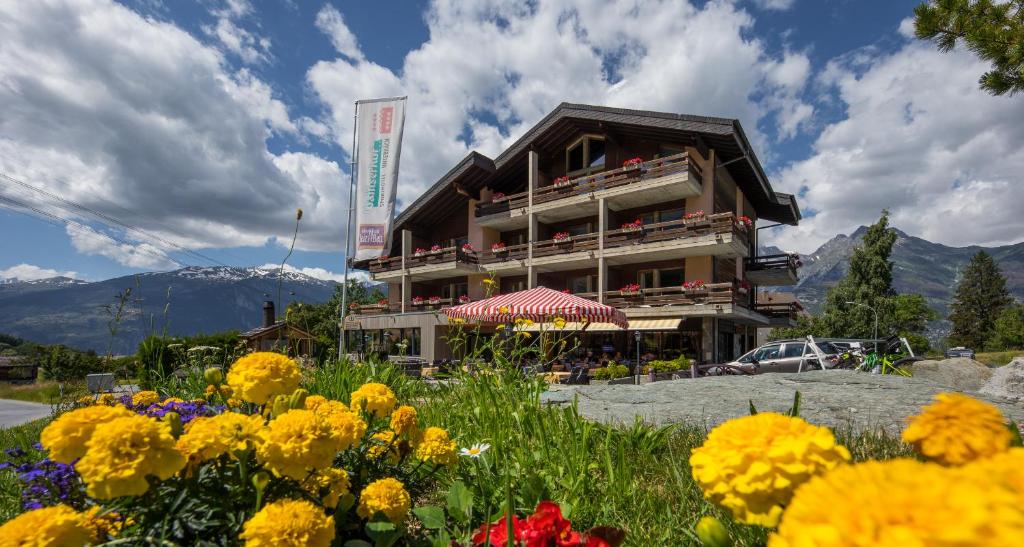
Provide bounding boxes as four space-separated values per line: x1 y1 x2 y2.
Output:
367 139 383 207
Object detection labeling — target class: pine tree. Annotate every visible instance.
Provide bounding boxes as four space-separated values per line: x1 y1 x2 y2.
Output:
914 0 1024 96
948 250 1012 348
818 212 898 339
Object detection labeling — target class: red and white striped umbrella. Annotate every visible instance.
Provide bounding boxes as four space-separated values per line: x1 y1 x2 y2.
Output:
444 286 629 329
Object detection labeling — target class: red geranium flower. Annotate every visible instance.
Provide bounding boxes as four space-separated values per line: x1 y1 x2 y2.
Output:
472 514 525 546
521 501 581 547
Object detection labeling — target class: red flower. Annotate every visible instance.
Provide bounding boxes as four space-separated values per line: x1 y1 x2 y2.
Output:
472 514 525 546
622 157 643 168
583 537 611 547
521 501 581 547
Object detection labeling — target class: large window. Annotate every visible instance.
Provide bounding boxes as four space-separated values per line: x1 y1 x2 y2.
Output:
636 267 685 288
567 275 596 294
566 136 606 176
565 222 591 236
660 268 685 287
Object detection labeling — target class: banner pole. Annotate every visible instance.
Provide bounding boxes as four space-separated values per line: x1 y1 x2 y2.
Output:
339 101 359 360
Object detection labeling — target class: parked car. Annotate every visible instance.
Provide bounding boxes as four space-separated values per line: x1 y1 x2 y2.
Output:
727 339 844 374
945 346 976 359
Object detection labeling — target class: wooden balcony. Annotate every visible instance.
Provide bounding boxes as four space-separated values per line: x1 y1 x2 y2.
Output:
368 246 479 282
752 301 802 327
576 283 770 324
745 253 800 286
475 152 703 229
347 303 397 316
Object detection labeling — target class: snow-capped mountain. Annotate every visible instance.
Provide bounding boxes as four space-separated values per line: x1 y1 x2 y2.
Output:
0 266 345 353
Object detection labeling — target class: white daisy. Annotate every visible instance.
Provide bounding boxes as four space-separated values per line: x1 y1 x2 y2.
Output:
459 443 491 458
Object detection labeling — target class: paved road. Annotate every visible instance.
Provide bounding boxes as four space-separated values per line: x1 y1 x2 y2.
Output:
0 399 52 428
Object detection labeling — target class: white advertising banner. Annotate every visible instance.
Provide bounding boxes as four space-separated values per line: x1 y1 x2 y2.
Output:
352 97 406 261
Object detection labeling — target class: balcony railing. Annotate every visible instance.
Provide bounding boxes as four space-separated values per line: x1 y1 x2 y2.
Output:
348 303 396 315
572 282 743 310
744 253 800 285
753 301 802 320
477 212 747 265
368 246 477 274
475 152 701 217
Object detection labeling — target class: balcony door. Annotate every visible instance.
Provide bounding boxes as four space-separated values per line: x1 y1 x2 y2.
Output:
566 135 606 178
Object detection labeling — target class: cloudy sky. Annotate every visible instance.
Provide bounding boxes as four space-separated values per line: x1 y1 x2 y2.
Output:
1 0 1022 283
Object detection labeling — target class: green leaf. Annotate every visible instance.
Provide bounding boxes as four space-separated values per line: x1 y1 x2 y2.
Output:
788 391 802 418
344 541 373 547
748 399 758 415
413 506 447 530
365 520 401 547
446 481 473 524
1009 421 1024 448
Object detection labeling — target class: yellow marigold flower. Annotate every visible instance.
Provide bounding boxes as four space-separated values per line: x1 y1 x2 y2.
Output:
164 397 184 404
240 499 335 547
303 468 351 509
552 316 567 329
966 447 1024 503
690 412 851 527
0 505 92 546
76 395 94 406
310 400 367 449
227 352 302 404
368 430 401 463
228 397 243 407
132 390 160 406
40 405 134 463
76 415 186 499
205 384 217 397
83 506 127 542
350 382 397 417
256 409 343 479
96 393 117 406
304 394 329 410
357 477 411 524
177 413 265 462
902 392 1011 466
389 405 419 437
219 385 234 399
769 459 1024 546
415 426 458 466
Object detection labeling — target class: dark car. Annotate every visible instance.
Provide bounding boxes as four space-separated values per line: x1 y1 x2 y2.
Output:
945 347 976 359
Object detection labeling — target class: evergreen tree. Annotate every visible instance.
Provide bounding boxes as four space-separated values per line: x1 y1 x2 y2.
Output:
818 212 898 339
914 0 1024 96
949 250 1012 348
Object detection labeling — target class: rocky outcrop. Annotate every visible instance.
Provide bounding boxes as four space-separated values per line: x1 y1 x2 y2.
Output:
541 370 1024 434
980 358 1024 401
906 358 992 391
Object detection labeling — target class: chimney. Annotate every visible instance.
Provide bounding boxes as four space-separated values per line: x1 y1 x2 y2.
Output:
262 301 275 328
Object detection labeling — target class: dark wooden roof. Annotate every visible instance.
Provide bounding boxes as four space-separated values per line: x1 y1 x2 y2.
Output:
393 102 800 232
241 322 314 339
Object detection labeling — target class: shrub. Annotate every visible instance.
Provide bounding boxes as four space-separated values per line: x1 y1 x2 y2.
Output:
590 364 630 380
643 355 692 374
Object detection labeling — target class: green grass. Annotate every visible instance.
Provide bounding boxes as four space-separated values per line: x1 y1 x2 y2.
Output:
0 381 88 404
0 419 49 524
974 350 1024 367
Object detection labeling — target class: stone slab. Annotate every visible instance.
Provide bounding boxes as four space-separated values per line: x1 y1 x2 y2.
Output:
540 370 1024 434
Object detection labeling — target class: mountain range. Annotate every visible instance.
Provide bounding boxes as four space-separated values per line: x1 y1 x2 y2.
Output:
2 228 1023 352
0 267 340 354
769 227 1024 339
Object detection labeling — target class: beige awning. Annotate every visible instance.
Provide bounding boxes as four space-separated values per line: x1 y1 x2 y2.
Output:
627 318 683 331
515 321 623 332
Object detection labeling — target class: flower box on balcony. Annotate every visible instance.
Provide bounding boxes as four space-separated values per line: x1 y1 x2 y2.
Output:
411 297 425 306
736 215 753 230
492 192 506 202
552 232 572 243
430 244 443 254
682 280 706 292
622 157 643 170
683 210 706 223
461 243 474 253
413 248 427 258
491 242 508 254
348 302 361 312
552 176 571 188
428 296 441 305
458 295 470 304
619 283 641 297
620 219 643 233
378 299 389 307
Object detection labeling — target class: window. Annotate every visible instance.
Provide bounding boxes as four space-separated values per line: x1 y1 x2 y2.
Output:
568 275 595 294
657 145 684 159
782 343 806 359
754 344 781 361
565 136 607 176
639 212 657 225
659 208 684 223
505 279 527 293
565 223 591 236
659 268 685 287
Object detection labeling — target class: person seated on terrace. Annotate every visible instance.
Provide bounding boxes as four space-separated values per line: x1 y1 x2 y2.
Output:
613 351 624 362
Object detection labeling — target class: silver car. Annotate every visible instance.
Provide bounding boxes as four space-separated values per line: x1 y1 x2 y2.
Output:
728 339 843 374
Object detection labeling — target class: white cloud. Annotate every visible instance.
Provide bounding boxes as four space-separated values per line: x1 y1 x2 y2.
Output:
0 263 79 281
752 0 795 10
0 0 347 261
307 0 814 206
769 38 1024 253
315 5 364 62
202 0 271 64
66 224 180 270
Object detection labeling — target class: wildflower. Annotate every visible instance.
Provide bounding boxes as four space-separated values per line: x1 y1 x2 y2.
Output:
219 385 234 399
40 405 134 463
357 477 411 524
768 458 1024 546
240 499 335 547
451 317 466 325
164 397 184 404
482 278 496 287
521 501 580 546
517 331 533 339
76 395 93 406
350 382 398 417
415 427 458 466
303 467 351 509
495 324 506 331
689 412 850 527
132 390 160 406
460 443 491 459
902 392 1011 465
256 409 343 479
310 400 367 449
472 514 525 546
389 405 419 438
83 506 128 542
0 505 92 546
205 384 217 397
96 393 117 406
227 352 302 404
965 447 1024 503
227 397 243 407
76 415 186 499
176 413 265 462
552 316 567 329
